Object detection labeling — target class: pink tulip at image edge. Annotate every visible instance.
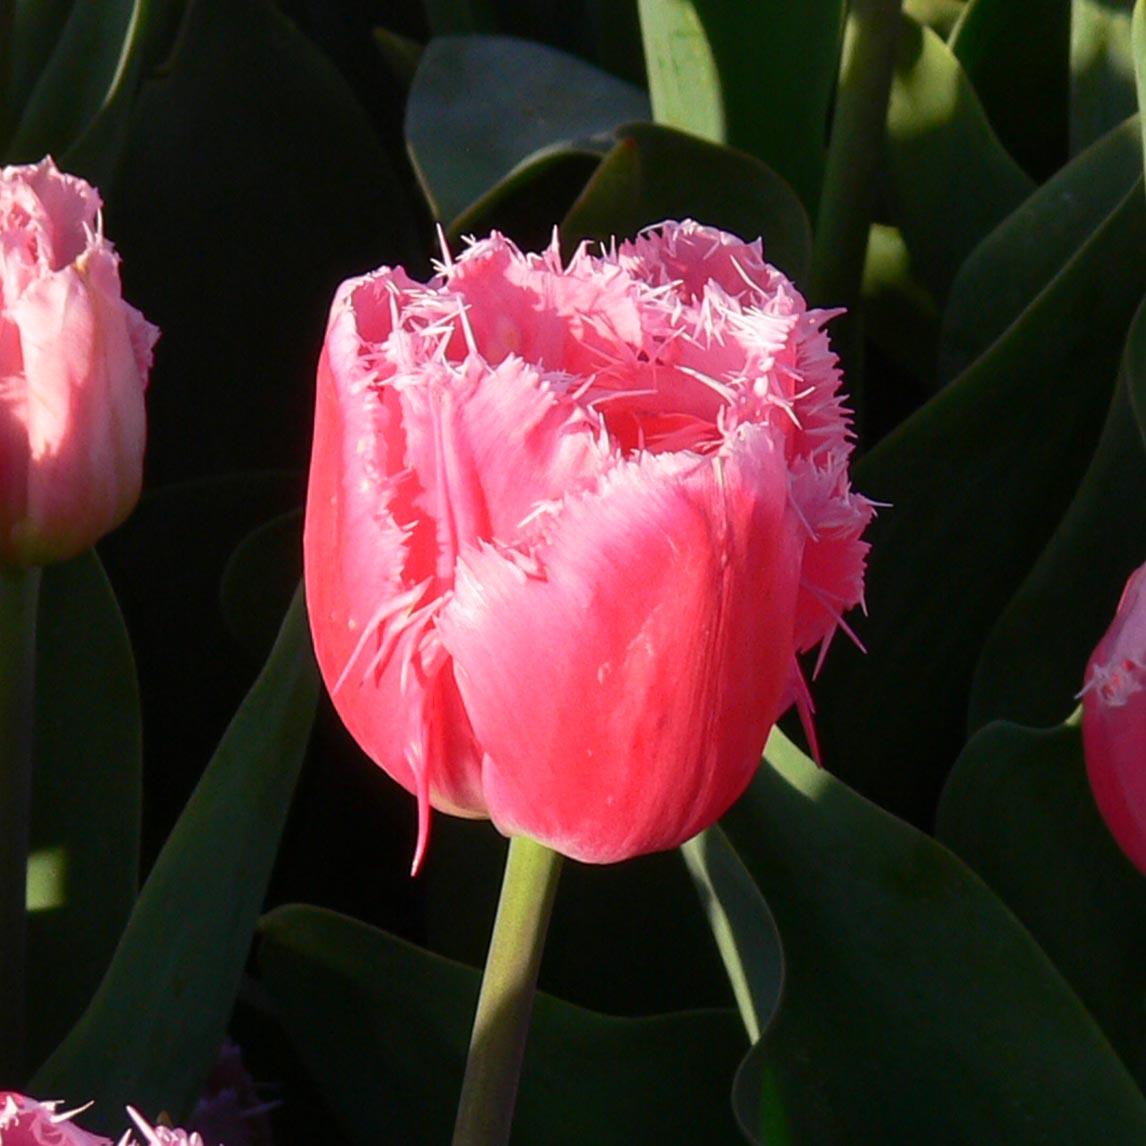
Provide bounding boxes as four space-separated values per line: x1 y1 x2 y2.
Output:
304 219 874 871
0 157 157 568
0 1091 203 1145
1083 560 1146 874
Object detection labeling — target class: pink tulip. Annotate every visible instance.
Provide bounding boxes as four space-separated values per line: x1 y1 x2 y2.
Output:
0 157 158 567
304 220 873 868
1082 560 1146 873
0 1092 112 1145
120 1108 205 1146
0 1093 219 1146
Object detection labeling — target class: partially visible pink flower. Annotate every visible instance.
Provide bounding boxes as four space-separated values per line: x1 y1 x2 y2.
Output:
0 156 158 567
0 1092 112 1145
304 219 873 868
1082 560 1146 873
118 1108 204 1146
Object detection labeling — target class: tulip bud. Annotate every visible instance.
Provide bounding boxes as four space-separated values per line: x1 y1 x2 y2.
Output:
304 221 873 868
1081 561 1146 873
0 157 158 567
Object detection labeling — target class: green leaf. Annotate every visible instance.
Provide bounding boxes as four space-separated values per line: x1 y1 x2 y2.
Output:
949 0 1070 179
32 589 318 1130
940 114 1142 383
1135 0 1146 158
8 0 144 163
424 815 735 1018
423 0 499 35
27 552 141 1073
886 13 1035 303
860 222 940 390
1072 0 1137 154
562 122 812 285
636 0 845 213
107 0 422 483
902 0 965 38
968 294 1146 730
447 145 604 253
405 34 649 224
219 509 302 664
937 719 1146 1085
98 473 304 840
680 828 784 1044
58 0 162 189
811 171 1146 824
6 0 75 130
636 0 722 142
257 903 747 1145
725 728 1146 1144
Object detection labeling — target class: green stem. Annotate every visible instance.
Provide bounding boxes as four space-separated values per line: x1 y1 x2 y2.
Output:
0 564 40 1083
810 0 903 312
452 834 564 1146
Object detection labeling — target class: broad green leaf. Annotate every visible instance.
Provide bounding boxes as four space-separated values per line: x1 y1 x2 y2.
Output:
636 0 845 214
405 35 649 224
636 0 722 143
447 145 604 253
423 0 499 35
903 0 964 37
940 114 1141 382
98 473 303 843
681 828 784 1044
812 174 1146 824
27 553 142 1074
1073 0 1137 154
108 0 421 483
726 728 1146 1144
33 590 318 1130
562 122 812 285
425 815 734 1018
7 0 75 132
8 0 143 163
886 13 1035 303
59 0 163 189
860 222 940 390
949 0 1070 179
937 719 1146 1084
220 509 302 664
1135 0 1146 158
258 904 746 1145
371 26 424 90
969 295 1146 730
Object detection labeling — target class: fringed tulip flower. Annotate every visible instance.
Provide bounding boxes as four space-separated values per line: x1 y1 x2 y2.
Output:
119 1108 205 1146
304 220 873 868
0 1093 214 1146
0 157 158 567
1081 560 1146 873
0 1092 112 1145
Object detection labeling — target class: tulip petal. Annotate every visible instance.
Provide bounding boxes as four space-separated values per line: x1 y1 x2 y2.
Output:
7 253 147 564
1082 562 1146 873
440 427 801 862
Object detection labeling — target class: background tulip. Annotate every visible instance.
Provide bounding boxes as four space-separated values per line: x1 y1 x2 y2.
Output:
1082 561 1146 874
0 158 158 568
304 220 872 867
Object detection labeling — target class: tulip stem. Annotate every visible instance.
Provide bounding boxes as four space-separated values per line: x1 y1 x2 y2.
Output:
0 565 40 1082
452 834 563 1146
